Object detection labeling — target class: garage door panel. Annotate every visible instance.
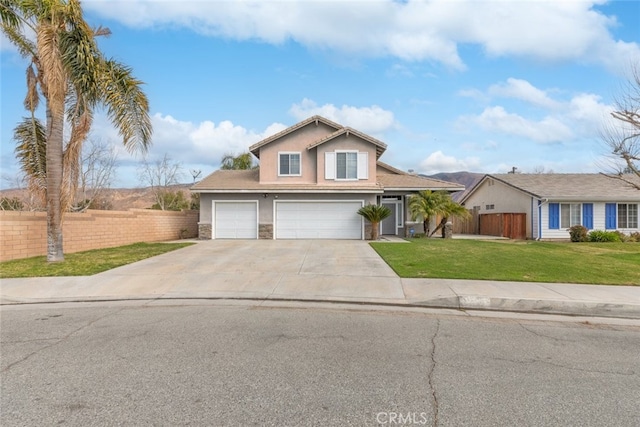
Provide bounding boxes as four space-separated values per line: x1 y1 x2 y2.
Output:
276 201 362 239
214 202 257 239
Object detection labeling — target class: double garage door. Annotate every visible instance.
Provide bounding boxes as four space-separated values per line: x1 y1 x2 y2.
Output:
213 201 363 239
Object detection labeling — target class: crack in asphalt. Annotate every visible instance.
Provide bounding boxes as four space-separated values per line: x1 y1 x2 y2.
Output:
518 322 577 343
1 306 129 373
428 319 440 427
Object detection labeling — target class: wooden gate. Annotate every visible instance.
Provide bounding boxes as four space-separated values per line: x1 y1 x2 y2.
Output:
479 213 526 239
452 208 479 234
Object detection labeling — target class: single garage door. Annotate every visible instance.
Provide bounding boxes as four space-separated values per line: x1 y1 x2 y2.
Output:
214 201 258 239
276 201 363 239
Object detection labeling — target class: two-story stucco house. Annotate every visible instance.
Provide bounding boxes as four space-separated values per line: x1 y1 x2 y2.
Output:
192 115 463 240
461 173 640 240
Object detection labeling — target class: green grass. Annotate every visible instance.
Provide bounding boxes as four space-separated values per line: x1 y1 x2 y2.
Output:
0 242 195 278
370 239 640 285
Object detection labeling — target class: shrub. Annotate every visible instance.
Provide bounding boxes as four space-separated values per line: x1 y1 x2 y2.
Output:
628 232 640 243
151 190 190 211
0 197 24 211
568 225 588 242
588 230 622 242
613 231 629 242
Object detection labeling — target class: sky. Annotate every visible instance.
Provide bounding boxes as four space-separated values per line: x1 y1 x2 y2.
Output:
1 0 639 189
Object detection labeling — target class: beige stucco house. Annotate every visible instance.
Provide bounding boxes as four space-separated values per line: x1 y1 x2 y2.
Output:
192 115 463 240
461 173 640 240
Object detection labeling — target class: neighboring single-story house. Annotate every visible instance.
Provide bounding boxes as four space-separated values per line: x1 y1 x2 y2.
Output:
460 173 640 240
192 115 463 239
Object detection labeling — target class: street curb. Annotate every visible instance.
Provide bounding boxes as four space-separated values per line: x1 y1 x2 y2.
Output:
406 296 640 319
2 294 640 320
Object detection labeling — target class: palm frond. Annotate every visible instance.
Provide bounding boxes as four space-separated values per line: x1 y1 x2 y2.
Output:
14 116 47 189
0 0 21 28
100 58 152 153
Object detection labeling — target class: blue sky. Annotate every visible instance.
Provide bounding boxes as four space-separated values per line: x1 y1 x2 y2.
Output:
1 0 639 188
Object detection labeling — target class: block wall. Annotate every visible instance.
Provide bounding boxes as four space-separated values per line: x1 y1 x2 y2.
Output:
0 209 199 262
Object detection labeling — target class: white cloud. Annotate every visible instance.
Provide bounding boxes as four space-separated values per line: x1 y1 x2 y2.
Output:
90 113 287 185
458 106 574 144
289 99 396 135
147 114 287 164
419 150 481 174
488 78 560 109
456 78 618 143
83 0 639 70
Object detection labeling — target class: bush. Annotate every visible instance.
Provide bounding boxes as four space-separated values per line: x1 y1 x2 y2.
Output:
628 232 640 243
613 231 630 242
151 190 190 211
0 197 24 211
588 230 622 242
568 225 588 242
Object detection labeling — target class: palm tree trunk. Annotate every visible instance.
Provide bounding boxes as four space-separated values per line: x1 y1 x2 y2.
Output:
371 221 379 240
46 105 65 262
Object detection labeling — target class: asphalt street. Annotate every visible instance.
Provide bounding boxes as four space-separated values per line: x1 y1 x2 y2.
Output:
1 301 639 426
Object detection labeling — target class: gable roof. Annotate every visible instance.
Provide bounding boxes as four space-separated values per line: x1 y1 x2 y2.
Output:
249 115 343 158
463 173 640 202
306 127 387 158
375 161 464 191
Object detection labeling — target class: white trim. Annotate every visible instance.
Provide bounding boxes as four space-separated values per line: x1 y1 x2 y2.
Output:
212 200 259 240
277 151 302 177
273 200 365 240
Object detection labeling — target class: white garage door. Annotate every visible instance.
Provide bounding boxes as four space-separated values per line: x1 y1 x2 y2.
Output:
276 201 363 239
214 202 258 239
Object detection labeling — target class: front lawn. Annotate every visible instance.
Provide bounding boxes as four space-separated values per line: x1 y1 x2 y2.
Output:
370 239 640 285
0 242 195 278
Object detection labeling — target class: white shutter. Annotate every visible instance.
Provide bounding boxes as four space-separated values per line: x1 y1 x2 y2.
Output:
325 152 336 180
357 152 368 179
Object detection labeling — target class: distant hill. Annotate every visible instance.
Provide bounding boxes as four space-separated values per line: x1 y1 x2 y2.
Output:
422 171 485 201
0 183 195 211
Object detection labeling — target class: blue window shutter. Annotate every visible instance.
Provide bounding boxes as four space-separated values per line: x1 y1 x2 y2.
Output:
548 203 559 229
605 203 616 229
582 203 593 229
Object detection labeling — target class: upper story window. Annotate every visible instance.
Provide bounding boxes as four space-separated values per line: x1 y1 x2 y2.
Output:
336 152 357 180
325 151 368 181
278 152 301 176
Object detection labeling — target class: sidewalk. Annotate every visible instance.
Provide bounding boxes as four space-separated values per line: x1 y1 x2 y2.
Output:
1 239 639 319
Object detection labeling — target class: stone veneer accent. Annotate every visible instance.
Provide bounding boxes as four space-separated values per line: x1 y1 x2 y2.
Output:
259 223 273 239
198 223 212 240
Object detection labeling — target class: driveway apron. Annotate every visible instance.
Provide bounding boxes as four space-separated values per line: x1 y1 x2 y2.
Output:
0 240 405 303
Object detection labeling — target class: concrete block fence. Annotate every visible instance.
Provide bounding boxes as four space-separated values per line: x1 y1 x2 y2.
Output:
0 209 199 262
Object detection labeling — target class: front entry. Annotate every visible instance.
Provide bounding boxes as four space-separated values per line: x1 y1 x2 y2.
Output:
381 202 398 235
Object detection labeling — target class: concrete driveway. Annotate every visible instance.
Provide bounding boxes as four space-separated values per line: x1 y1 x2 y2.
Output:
1 240 406 304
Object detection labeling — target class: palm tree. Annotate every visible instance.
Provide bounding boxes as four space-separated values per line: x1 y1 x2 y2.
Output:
220 152 256 170
2 0 152 261
429 198 471 238
408 190 449 237
357 204 391 240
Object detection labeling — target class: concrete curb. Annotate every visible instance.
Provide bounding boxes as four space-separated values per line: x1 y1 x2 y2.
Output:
3 294 640 320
